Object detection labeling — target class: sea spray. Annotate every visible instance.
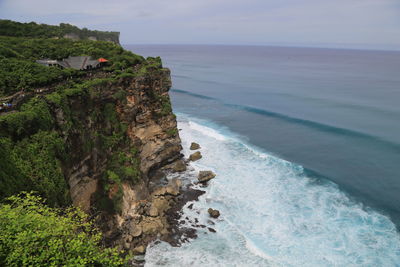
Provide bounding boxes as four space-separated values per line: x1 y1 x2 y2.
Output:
145 114 400 267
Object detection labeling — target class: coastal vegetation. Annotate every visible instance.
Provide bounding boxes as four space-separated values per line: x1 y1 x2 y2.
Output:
0 20 120 43
0 20 175 264
0 193 126 266
0 35 144 97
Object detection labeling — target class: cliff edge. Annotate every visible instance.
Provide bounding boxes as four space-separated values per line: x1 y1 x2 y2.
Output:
0 21 186 259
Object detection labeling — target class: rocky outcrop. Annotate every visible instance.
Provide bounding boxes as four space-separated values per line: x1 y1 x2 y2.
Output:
171 160 187 172
198 171 216 183
190 142 200 150
208 208 220 218
189 151 202 161
50 64 183 252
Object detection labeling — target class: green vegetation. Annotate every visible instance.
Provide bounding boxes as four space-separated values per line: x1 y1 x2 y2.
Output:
0 35 144 97
0 97 70 206
0 131 69 207
166 128 178 136
0 20 173 263
0 20 120 43
113 89 128 102
0 193 127 266
0 98 53 139
156 94 173 116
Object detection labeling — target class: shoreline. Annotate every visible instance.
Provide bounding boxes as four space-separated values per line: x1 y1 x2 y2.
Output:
130 142 218 266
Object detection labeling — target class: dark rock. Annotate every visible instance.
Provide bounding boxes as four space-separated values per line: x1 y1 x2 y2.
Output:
198 171 216 183
208 208 220 218
189 151 202 161
190 142 201 150
208 227 216 233
187 203 193 209
162 187 205 247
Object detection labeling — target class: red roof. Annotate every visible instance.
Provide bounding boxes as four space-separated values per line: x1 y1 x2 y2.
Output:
98 58 108 62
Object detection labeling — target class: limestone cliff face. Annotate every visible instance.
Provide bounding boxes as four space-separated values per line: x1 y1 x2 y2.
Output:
49 66 183 251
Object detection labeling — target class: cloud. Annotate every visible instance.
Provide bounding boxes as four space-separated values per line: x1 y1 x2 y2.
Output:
1 0 399 49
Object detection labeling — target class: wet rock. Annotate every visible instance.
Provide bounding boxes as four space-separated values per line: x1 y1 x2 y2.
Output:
132 245 146 255
208 208 220 218
172 160 187 172
190 142 201 150
198 171 216 183
189 151 202 161
208 227 216 233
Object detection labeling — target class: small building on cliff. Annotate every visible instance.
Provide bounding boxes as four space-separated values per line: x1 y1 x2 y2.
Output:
36 56 108 70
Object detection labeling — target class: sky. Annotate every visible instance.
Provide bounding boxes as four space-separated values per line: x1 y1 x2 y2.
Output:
1 0 400 50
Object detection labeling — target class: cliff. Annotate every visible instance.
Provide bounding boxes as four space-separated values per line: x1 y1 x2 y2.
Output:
0 21 187 258
58 65 186 252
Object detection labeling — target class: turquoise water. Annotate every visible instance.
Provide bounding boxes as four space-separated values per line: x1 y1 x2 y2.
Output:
125 45 400 265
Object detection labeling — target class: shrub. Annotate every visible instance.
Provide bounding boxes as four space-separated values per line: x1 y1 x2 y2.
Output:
0 193 127 266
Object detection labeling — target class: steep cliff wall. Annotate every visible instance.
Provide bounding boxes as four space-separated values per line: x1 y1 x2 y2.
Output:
53 66 185 252
0 20 185 258
58 65 181 251
0 60 185 254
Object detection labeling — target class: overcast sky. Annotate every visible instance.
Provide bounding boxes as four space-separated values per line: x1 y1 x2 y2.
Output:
1 0 400 50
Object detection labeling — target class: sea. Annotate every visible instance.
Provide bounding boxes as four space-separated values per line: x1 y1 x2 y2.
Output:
125 45 400 266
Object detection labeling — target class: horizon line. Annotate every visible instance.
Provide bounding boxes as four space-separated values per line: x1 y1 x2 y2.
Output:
121 43 400 53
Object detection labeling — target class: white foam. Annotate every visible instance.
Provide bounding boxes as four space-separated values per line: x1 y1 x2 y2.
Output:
146 115 400 267
188 121 227 141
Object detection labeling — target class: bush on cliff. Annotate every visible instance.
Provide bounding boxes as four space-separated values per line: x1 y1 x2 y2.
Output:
0 35 144 97
0 193 127 266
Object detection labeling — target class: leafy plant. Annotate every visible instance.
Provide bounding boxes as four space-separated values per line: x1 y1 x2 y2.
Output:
0 193 127 266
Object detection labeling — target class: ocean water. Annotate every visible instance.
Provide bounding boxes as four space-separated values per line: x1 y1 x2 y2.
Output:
125 45 400 265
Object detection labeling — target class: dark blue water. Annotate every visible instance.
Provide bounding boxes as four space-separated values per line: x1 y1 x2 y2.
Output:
126 44 400 226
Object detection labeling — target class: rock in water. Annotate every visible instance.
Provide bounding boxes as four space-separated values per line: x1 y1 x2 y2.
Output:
189 151 202 161
208 208 220 218
198 171 216 183
132 245 146 255
172 160 187 172
190 142 201 150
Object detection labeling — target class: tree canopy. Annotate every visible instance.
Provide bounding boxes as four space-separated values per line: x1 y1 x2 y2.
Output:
0 20 120 43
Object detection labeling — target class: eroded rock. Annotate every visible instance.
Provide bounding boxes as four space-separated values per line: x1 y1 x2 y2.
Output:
208 208 220 218
172 160 187 172
132 245 146 255
198 171 216 183
189 151 202 161
190 142 200 150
